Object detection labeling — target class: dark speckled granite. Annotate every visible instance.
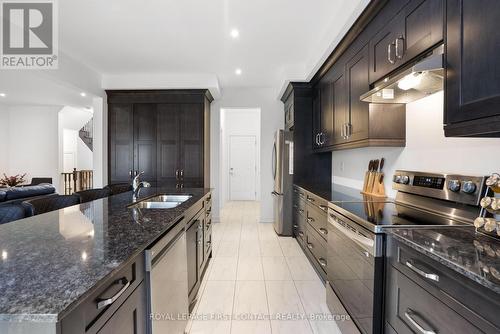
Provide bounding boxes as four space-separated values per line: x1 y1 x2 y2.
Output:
0 188 210 322
387 227 500 294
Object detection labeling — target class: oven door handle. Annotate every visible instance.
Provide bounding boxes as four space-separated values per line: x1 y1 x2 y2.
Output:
330 215 375 256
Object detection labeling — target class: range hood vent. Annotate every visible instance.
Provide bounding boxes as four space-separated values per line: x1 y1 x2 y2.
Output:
360 46 444 104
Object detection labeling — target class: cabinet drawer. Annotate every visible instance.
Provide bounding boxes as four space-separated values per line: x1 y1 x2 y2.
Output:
61 256 145 334
386 265 483 334
306 205 328 240
306 226 327 273
305 192 328 212
96 282 147 334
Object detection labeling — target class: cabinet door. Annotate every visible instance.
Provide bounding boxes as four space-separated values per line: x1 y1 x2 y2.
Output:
186 220 199 296
312 86 321 149
180 104 204 187
157 104 180 187
346 44 370 143
331 66 348 145
445 0 500 126
97 282 147 334
133 104 157 184
109 104 134 183
319 82 334 147
400 0 444 63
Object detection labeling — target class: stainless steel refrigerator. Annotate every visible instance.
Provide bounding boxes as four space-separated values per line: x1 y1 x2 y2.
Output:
272 130 293 236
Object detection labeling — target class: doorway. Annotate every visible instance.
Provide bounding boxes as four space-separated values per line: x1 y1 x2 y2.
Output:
220 108 261 204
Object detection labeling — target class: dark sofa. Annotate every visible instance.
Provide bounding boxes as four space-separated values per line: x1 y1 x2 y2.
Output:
0 184 57 224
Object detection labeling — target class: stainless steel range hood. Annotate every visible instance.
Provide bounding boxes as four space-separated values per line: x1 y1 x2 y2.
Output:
360 46 444 104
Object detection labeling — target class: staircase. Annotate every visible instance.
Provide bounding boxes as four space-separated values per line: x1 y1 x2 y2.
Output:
79 118 93 151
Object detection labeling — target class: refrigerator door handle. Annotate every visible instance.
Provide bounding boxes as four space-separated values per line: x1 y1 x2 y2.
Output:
271 191 283 196
272 142 277 180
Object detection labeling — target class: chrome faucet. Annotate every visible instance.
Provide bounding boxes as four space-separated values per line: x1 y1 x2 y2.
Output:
132 171 151 199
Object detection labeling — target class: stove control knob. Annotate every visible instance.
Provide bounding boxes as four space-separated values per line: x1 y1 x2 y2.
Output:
394 175 402 183
448 180 461 192
462 181 477 194
401 175 410 185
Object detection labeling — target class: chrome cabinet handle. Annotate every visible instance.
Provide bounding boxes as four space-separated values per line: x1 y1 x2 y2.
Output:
388 42 396 64
293 224 299 228
346 123 352 138
175 169 179 180
319 132 325 145
307 217 314 223
395 36 404 59
307 243 313 249
404 309 436 334
315 133 320 146
405 261 439 282
180 169 184 178
319 228 328 235
319 258 327 267
97 278 131 310
129 170 133 177
299 209 304 214
307 197 315 203
319 205 328 212
298 231 304 237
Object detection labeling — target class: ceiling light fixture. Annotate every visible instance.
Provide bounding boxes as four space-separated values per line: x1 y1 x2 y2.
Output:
0 93 6 97
230 28 239 39
235 68 242 75
80 92 87 97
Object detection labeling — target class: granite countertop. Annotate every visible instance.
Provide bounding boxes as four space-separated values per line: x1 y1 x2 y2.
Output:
0 187 210 322
295 183 389 203
387 227 500 294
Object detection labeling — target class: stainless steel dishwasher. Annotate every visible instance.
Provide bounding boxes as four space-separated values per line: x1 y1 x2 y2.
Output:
145 216 188 334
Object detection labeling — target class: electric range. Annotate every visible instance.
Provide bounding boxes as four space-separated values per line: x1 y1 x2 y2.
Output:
326 170 489 334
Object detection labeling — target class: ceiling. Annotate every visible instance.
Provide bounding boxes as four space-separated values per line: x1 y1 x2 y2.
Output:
59 0 369 90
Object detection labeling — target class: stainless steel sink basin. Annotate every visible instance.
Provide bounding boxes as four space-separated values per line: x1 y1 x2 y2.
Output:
129 194 192 209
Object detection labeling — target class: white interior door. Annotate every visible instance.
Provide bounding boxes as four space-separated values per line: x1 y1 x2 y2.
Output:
229 135 257 200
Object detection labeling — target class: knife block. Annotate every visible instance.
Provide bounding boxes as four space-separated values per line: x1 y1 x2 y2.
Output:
361 172 387 198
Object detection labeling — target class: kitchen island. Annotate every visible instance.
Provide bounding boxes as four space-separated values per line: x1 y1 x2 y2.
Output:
0 187 212 334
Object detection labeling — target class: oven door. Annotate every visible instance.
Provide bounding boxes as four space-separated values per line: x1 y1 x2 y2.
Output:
327 210 384 334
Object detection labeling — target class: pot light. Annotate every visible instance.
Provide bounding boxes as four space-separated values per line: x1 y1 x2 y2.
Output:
0 93 6 97
1 250 7 260
235 68 242 75
397 72 423 91
80 92 87 97
230 28 239 39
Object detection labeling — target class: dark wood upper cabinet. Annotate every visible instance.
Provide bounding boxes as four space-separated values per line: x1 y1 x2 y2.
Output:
312 86 321 149
331 63 348 146
319 82 335 147
369 0 444 84
109 104 134 184
444 0 500 137
133 104 157 185
107 90 212 188
346 44 370 143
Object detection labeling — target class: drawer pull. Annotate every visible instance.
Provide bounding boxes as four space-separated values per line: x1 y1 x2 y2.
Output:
307 243 313 249
307 217 314 223
404 309 436 334
318 258 327 267
299 209 304 214
307 197 315 203
319 205 328 212
298 231 304 237
206 241 212 247
293 224 298 228
319 228 328 235
405 261 439 282
97 278 130 310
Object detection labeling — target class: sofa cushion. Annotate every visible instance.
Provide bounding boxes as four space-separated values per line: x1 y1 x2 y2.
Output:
5 184 56 201
0 203 31 224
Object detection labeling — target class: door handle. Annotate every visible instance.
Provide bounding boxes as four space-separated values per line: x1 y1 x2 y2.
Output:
395 36 404 59
319 132 325 145
388 42 396 64
96 278 131 310
180 169 184 179
404 309 436 334
405 261 440 282
175 169 179 180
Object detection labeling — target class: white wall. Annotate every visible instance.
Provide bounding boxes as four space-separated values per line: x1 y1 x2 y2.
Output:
211 87 284 222
0 106 9 175
332 91 500 198
7 106 61 190
220 108 261 205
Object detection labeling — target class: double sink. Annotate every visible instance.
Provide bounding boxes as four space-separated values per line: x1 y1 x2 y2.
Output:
129 194 192 209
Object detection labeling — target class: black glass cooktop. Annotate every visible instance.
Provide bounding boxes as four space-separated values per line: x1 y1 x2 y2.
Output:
331 200 470 232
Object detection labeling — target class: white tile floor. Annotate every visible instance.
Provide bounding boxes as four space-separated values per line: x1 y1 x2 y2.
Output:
187 201 342 334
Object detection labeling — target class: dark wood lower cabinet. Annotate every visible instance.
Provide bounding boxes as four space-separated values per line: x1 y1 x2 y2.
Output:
107 90 212 187
97 283 147 334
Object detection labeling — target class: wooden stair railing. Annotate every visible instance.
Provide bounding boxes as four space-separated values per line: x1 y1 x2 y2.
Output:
61 168 94 195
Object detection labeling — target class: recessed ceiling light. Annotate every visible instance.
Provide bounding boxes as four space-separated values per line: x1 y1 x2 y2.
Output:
230 29 239 39
0 93 6 97
80 92 87 97
235 68 242 75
